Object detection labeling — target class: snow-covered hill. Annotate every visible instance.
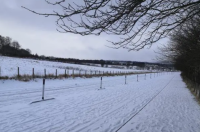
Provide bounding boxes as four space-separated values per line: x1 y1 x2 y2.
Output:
0 56 146 78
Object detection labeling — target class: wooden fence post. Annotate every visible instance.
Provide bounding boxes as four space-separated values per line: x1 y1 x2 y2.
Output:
65 69 66 78
18 67 20 78
100 77 103 89
42 79 45 100
125 75 127 84
44 69 46 78
73 69 74 79
32 68 34 79
56 69 57 78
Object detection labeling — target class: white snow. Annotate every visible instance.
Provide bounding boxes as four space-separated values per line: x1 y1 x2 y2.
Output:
0 56 146 77
0 72 200 132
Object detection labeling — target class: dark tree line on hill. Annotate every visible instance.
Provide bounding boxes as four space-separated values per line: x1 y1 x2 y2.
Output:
39 56 172 69
159 14 200 84
0 35 32 57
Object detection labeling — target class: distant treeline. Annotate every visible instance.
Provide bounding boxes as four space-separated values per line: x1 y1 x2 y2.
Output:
0 35 172 68
0 35 33 57
30 55 172 68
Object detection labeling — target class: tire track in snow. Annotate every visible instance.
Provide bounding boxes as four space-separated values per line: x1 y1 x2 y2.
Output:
0 80 148 132
0 75 138 107
60 77 172 132
70 75 174 132
63 88 157 132
115 75 175 132
0 74 168 132
0 75 155 132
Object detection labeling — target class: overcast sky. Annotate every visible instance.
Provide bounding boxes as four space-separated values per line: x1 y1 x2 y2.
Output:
0 0 167 62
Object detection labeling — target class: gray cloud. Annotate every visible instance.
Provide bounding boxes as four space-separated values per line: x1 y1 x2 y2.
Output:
0 0 164 62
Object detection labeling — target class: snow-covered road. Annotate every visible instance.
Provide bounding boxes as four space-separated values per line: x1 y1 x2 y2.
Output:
0 73 200 132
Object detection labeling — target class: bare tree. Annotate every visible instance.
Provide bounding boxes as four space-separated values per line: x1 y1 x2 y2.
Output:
22 0 200 50
159 14 200 62
4 36 12 46
26 48 32 54
11 41 21 49
0 35 5 48
158 14 200 82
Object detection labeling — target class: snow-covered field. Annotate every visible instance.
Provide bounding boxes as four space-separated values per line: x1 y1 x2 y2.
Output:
0 56 146 77
0 72 200 132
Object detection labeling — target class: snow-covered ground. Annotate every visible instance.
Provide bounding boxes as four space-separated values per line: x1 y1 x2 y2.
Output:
0 56 146 77
0 72 200 132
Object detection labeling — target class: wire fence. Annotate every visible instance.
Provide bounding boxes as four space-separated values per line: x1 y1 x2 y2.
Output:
0 66 154 80
0 72 166 98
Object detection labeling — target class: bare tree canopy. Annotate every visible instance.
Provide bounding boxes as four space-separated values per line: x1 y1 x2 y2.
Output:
12 41 21 49
164 15 200 84
22 0 200 51
26 48 32 54
158 14 200 63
